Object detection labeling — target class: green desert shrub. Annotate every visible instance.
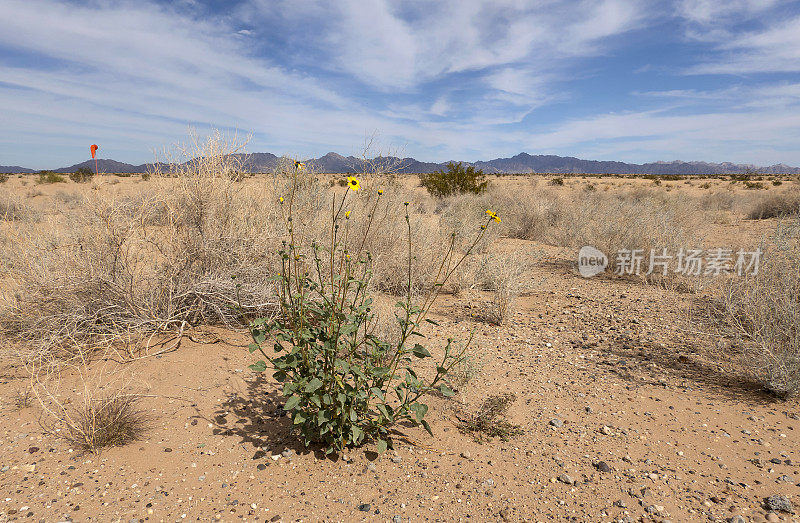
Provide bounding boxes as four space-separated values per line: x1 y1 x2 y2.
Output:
420 162 488 198
36 171 66 184
69 167 94 183
245 170 500 454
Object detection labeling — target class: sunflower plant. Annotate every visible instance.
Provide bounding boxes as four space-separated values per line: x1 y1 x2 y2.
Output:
245 165 499 454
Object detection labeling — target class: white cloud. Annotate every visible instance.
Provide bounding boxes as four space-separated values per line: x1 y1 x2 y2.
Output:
677 0 780 25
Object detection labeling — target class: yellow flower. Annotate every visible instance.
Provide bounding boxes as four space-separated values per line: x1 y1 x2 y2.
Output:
378 189 383 195
345 210 351 219
481 224 487 230
279 197 284 204
294 161 305 170
346 176 360 191
485 209 501 223
403 201 409 206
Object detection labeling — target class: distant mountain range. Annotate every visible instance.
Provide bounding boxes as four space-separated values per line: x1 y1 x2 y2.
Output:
2 152 799 175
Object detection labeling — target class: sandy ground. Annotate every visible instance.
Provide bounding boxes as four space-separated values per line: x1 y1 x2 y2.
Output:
1 173 799 522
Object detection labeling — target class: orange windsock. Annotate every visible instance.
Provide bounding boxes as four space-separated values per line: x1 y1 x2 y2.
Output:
90 144 98 159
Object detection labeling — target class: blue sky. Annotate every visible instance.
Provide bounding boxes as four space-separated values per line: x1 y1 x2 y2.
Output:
1 0 800 169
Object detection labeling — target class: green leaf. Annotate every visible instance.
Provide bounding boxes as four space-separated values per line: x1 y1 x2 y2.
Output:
248 342 260 353
424 318 440 326
248 360 267 372
439 384 455 397
305 378 323 392
370 387 384 401
421 419 433 436
376 439 387 454
283 395 301 411
412 344 431 358
412 402 428 422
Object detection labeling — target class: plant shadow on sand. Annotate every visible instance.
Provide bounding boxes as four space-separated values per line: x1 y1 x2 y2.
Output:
207 373 392 463
597 336 776 404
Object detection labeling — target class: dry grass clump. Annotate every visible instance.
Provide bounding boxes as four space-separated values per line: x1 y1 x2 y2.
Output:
61 393 147 452
711 221 800 397
747 191 800 219
29 349 149 453
457 392 523 442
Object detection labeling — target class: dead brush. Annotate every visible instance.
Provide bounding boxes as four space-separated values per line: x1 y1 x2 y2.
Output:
484 252 529 325
747 190 800 219
456 392 523 442
708 220 800 397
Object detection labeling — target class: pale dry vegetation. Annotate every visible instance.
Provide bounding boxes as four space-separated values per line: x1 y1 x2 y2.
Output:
710 220 800 397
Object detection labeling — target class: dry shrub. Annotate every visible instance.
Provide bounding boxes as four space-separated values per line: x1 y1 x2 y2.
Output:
457 392 523 442
13 386 33 409
559 189 699 276
0 194 31 221
448 345 482 389
700 190 735 211
712 221 800 397
747 191 800 219
482 252 529 325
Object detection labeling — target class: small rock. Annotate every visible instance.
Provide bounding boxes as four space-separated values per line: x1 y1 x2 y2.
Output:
765 495 794 513
164 448 172 453
366 462 377 472
22 464 35 473
595 461 612 473
600 426 613 435
727 516 747 523
281 449 293 458
358 503 371 512
584 406 594 414
390 455 402 464
270 516 281 522
613 500 626 508
549 419 564 428
28 447 39 454
392 516 402 523
765 513 780 523
460 451 471 460
557 473 573 485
